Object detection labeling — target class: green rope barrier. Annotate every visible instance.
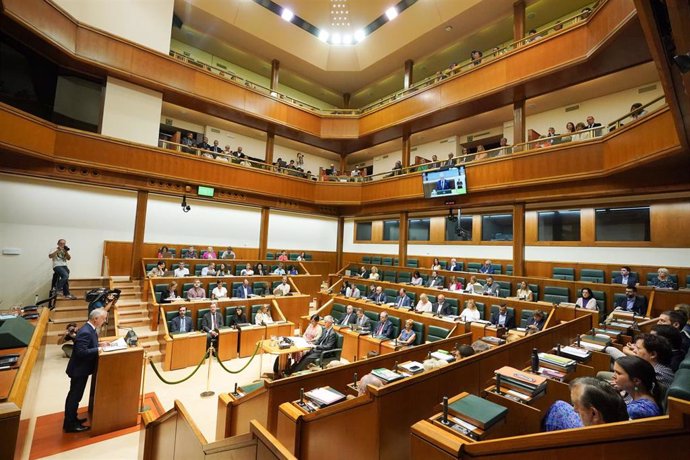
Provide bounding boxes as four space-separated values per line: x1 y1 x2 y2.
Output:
215 341 261 374
148 348 208 385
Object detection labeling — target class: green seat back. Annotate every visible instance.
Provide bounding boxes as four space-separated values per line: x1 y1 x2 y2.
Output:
232 282 243 293
364 311 379 322
166 310 191 331
382 257 393 266
398 272 411 283
155 283 169 293
439 261 447 269
646 272 678 285
406 259 418 268
592 290 606 315
544 286 569 304
410 321 424 345
305 254 313 261
388 316 401 339
253 281 268 296
194 264 208 276
289 253 299 260
467 262 481 272
207 282 218 297
146 263 157 272
235 266 244 275
393 258 399 266
520 309 535 328
182 283 194 296
427 294 436 304
197 308 210 329
505 264 513 276
426 325 450 342
331 303 347 321
250 305 264 323
580 269 605 283
529 284 539 301
155 292 163 303
490 305 515 319
552 267 575 281
363 255 371 264
406 292 416 303
266 253 275 260
384 288 398 299
371 256 382 265
445 298 459 316
493 264 502 274
383 271 397 282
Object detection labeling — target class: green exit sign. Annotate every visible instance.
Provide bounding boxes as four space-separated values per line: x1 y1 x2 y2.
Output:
198 186 215 197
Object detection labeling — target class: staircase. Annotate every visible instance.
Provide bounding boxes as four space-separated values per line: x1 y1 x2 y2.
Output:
47 277 164 363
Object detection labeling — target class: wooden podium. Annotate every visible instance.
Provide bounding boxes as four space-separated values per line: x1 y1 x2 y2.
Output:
90 346 144 436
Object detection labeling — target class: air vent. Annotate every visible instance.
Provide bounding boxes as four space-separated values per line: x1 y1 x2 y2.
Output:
638 84 657 94
565 104 579 112
440 139 449 144
382 155 389 159
411 147 418 152
211 128 220 133
165 118 173 125
183 51 191 57
471 131 490 139
217 63 227 70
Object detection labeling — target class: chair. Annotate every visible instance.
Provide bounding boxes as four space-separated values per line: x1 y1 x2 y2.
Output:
145 263 157 272
426 325 450 342
580 269 605 283
411 321 424 345
493 264 502 274
364 311 379 323
439 261 447 269
289 253 299 261
445 298 459 316
363 255 372 264
231 282 243 294
505 264 513 276
371 256 382 265
305 254 313 261
383 271 397 282
398 272 411 283
234 266 244 276
196 308 210 330
405 291 416 304
610 270 639 283
496 281 511 298
180 249 189 258
154 283 169 295
520 309 535 328
384 288 398 300
207 282 218 298
453 262 465 271
529 284 539 302
253 282 268 296
194 264 208 276
552 267 575 281
330 303 346 322
393 258 399 266
388 316 401 339
315 333 343 368
592 290 606 315
490 305 515 321
154 292 163 303
473 301 486 320
182 283 194 297
250 305 264 324
543 286 569 304
426 294 437 304
406 259 418 268
646 272 678 285
382 257 393 266
266 253 275 260
467 262 481 272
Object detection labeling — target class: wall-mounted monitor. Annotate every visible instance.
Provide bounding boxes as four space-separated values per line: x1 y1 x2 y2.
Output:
422 167 467 198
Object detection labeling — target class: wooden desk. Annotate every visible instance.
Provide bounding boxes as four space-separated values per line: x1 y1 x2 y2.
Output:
164 332 207 371
333 326 360 363
261 339 310 378
359 335 384 359
91 346 144 436
0 348 25 401
217 328 239 361
239 322 294 357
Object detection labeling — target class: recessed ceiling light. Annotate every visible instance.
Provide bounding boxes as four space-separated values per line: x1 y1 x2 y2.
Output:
331 33 342 44
318 30 330 42
343 34 353 45
385 7 398 20
354 29 366 42
281 8 294 22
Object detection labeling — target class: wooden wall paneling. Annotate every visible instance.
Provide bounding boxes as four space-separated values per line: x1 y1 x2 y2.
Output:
429 216 446 243
130 191 148 279
472 215 482 243
652 202 690 247
259 207 270 260
335 217 344 270
580 208 595 244
513 203 525 276
399 211 409 267
318 118 359 139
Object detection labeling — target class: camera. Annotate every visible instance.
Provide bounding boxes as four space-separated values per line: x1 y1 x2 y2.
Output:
64 246 70 251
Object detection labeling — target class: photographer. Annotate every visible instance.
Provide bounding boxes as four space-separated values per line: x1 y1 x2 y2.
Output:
57 322 78 358
49 239 76 300
86 288 121 315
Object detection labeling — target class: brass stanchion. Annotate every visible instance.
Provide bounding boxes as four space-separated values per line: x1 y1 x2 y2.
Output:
200 345 215 397
139 350 150 413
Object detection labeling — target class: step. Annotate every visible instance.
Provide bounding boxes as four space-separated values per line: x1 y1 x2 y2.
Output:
118 317 150 328
52 306 88 320
68 278 109 288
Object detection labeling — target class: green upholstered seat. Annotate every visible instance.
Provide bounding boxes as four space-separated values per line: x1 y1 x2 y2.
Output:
552 267 575 281
426 325 450 342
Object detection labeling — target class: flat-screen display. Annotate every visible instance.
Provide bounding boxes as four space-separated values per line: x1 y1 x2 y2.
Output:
422 166 467 198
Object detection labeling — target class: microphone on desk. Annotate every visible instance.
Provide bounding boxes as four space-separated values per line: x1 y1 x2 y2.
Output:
233 383 238 395
300 387 304 403
496 373 502 393
442 396 449 425
354 372 358 388
577 334 581 347
557 343 562 355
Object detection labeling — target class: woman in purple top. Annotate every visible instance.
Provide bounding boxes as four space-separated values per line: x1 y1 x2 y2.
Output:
612 356 663 419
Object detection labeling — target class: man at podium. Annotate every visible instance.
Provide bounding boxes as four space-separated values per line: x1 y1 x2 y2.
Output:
63 308 107 433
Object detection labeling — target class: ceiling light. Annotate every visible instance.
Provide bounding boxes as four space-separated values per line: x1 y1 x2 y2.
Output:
343 34 353 45
270 91 278 97
354 29 366 42
445 26 453 32
385 7 398 20
318 30 330 42
281 8 294 22
331 33 342 45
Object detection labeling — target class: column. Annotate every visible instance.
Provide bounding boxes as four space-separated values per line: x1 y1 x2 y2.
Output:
512 203 525 277
404 60 414 89
270 59 280 91
335 217 345 271
130 191 148 279
259 207 270 259
343 93 351 109
339 154 347 175
402 130 411 168
514 1 525 41
265 131 275 165
513 99 526 146
398 212 408 267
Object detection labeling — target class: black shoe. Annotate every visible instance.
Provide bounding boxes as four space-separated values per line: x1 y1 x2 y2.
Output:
64 424 90 433
77 417 87 423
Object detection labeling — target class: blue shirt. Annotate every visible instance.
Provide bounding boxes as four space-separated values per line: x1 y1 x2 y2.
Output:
543 400 583 432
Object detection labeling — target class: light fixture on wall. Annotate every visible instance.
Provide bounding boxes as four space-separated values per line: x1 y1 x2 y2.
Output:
181 195 191 213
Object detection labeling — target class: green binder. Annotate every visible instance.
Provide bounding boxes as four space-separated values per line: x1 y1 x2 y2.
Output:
447 394 508 430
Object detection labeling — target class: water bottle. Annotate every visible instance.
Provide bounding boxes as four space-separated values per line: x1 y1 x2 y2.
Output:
531 348 539 373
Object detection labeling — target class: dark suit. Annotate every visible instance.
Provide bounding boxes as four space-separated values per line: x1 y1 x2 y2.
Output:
229 313 248 327
369 292 387 304
436 179 451 191
64 323 99 429
490 311 515 329
393 295 411 308
479 265 494 274
432 302 452 316
448 263 461 272
339 311 357 325
201 311 223 349
613 273 639 287
427 277 442 288
235 285 253 298
355 315 371 330
614 295 647 316
483 283 501 296
373 319 394 339
170 315 193 333
526 316 545 331
292 327 338 372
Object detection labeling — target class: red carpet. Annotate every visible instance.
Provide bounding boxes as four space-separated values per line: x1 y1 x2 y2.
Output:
29 392 163 460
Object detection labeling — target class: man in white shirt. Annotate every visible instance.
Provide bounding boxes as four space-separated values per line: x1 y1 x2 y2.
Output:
201 262 216 277
211 280 228 299
273 276 291 295
344 283 361 298
273 263 286 275
174 262 190 277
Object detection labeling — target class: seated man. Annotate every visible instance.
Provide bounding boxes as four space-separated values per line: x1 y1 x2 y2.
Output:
393 288 411 308
490 303 515 329
432 294 452 316
186 279 206 300
372 311 394 339
201 302 224 351
273 263 287 275
343 282 361 299
235 279 253 298
338 305 357 326
479 259 494 274
148 260 166 277
174 262 189 277
354 308 371 331
368 286 387 304
220 246 236 259
543 377 628 431
201 262 216 277
658 309 690 353
169 306 193 333
482 276 501 296
291 315 337 372
427 271 442 288
526 310 546 331
613 286 647 316
612 266 639 287
273 276 291 295
448 258 461 271
184 246 198 259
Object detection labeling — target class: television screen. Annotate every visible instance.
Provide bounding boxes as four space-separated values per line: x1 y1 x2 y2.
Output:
422 166 467 198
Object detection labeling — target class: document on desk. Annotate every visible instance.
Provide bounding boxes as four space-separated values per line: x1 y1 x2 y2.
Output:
290 337 313 348
102 337 128 352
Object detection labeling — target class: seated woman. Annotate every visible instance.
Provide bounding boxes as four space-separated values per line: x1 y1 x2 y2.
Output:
576 287 598 310
217 263 231 276
296 251 307 262
185 246 198 259
211 280 228 299
448 276 464 291
415 293 433 313
516 281 534 301
254 305 274 325
162 281 179 303
289 314 323 365
157 246 173 258
288 265 298 275
240 262 254 276
543 377 628 431
228 306 248 327
431 258 442 270
410 271 424 286
652 268 676 289
369 266 380 281
254 262 266 276
613 356 663 419
459 298 481 322
148 260 166 277
397 319 417 345
203 246 217 259
464 275 483 294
